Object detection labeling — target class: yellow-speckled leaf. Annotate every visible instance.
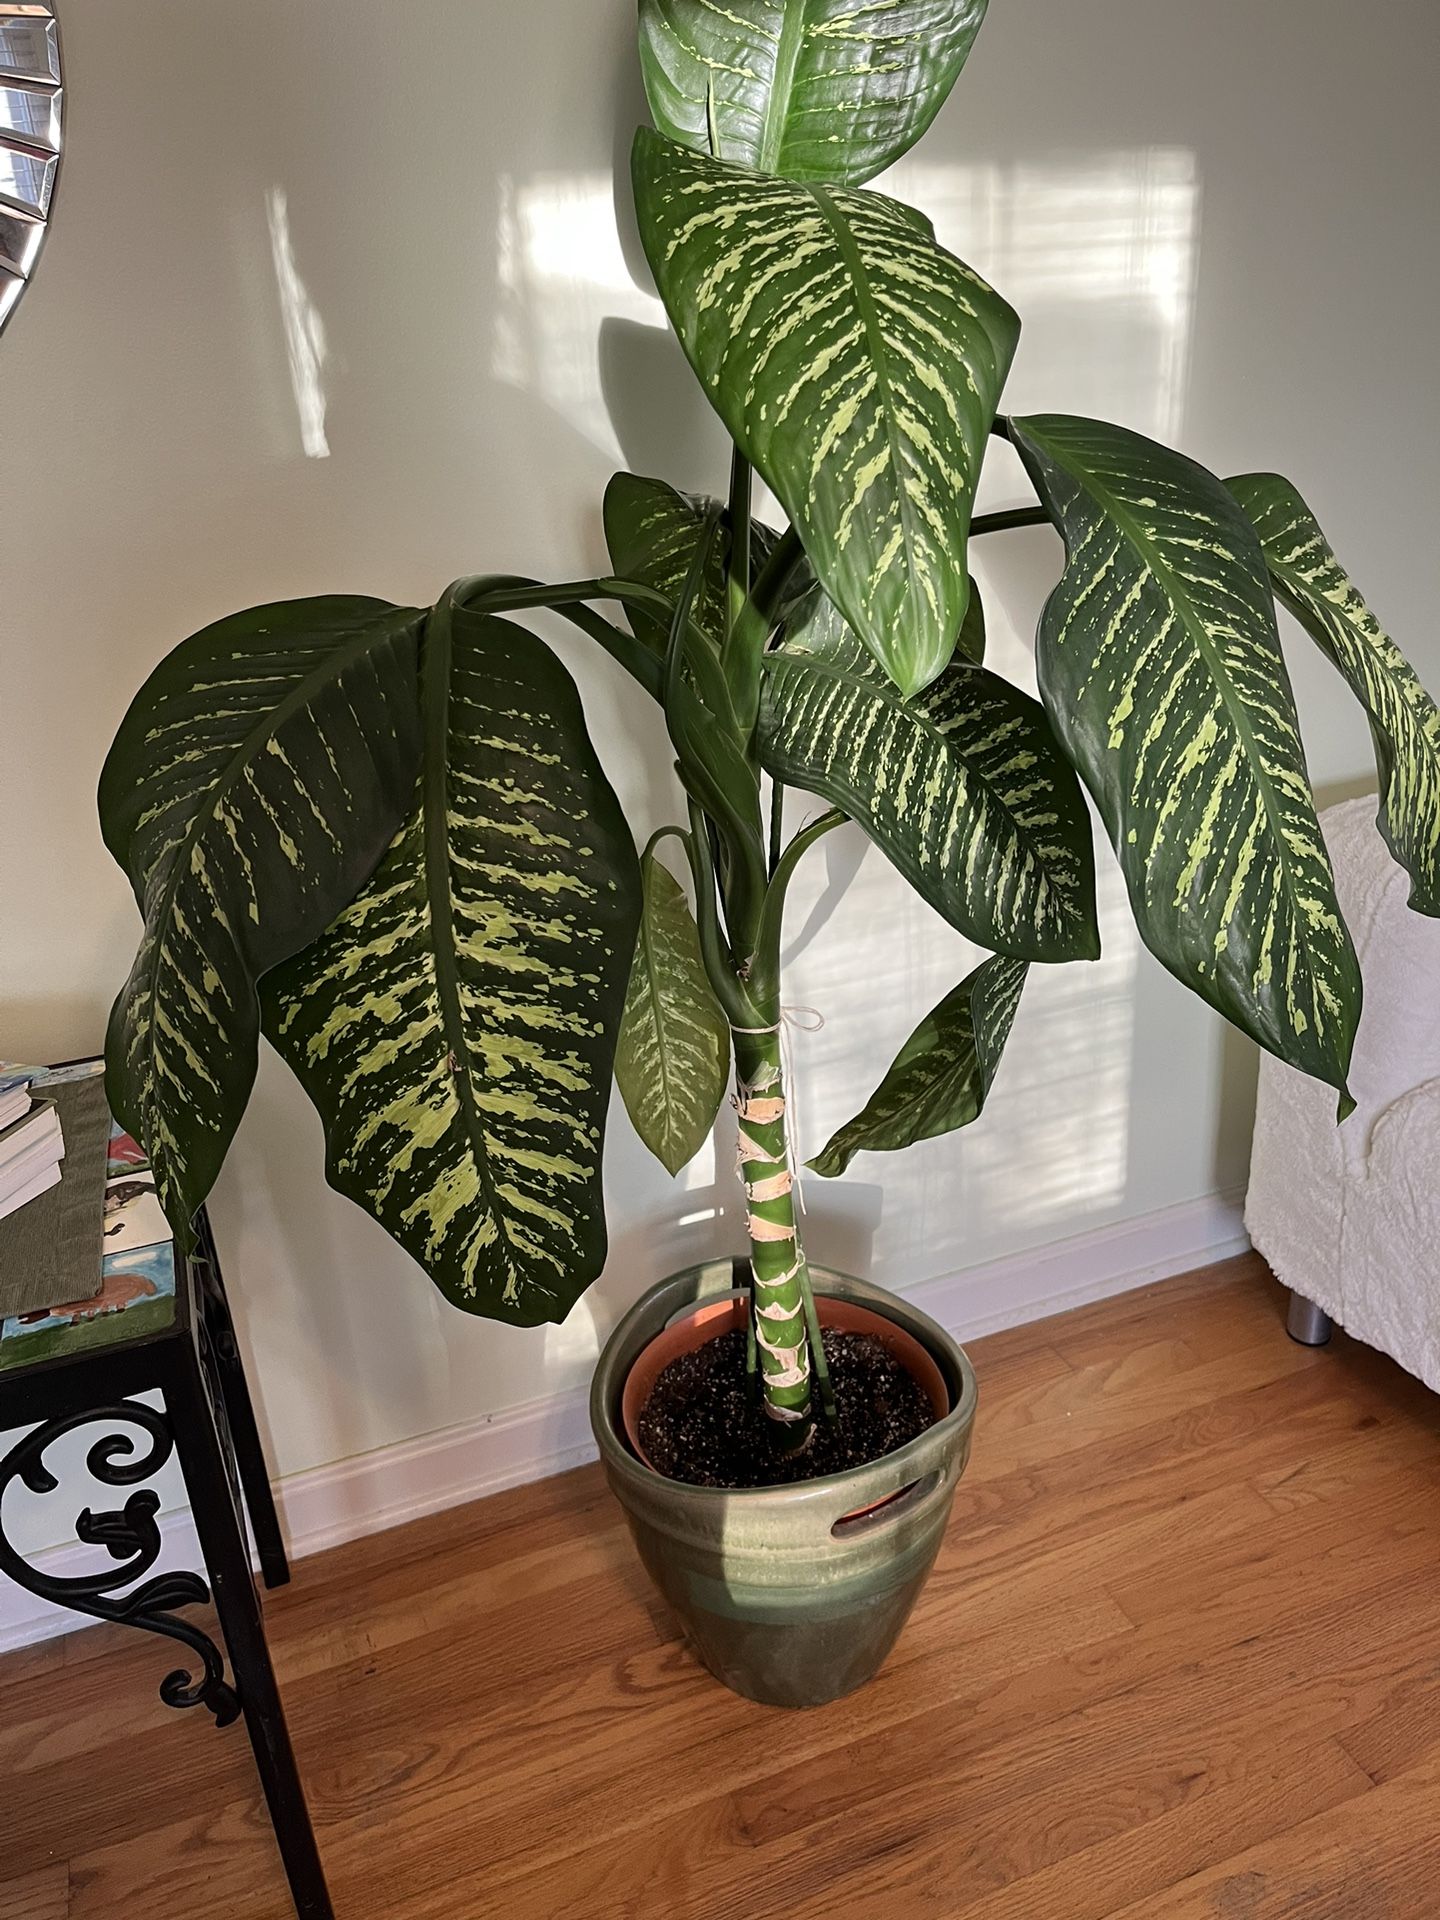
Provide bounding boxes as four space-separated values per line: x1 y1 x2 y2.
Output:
1011 415 1361 1102
638 0 989 189
1227 472 1440 916
263 600 641 1326
98 597 426 1241
615 838 731 1176
811 952 1026 1176
632 130 1018 696
602 469 789 656
760 592 1096 960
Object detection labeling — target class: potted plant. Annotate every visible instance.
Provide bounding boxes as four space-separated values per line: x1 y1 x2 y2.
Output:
99 0 1440 1708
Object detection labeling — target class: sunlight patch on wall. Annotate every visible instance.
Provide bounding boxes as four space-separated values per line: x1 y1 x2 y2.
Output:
265 187 330 459
894 148 1201 440
491 169 663 458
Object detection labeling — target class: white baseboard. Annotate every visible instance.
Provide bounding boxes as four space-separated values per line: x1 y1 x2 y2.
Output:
0 1187 1247 1656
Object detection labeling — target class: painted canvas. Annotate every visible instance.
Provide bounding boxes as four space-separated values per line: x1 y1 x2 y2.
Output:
101 1172 168 1256
0 1241 177 1369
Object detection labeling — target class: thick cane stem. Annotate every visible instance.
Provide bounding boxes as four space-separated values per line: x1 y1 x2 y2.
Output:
732 1020 812 1435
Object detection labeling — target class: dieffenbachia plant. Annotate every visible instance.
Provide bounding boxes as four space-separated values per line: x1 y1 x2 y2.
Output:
99 1 1440 1442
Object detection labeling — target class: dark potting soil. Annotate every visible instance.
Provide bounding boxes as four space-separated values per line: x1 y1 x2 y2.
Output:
637 1328 936 1489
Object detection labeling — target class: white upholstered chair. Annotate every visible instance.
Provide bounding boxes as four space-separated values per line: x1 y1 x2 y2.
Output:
1245 797 1440 1387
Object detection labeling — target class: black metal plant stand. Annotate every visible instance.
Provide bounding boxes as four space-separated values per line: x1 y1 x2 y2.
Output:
0 1212 332 1920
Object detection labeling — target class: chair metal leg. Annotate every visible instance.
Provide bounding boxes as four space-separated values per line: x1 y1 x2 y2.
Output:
1286 1290 1334 1347
169 1360 333 1920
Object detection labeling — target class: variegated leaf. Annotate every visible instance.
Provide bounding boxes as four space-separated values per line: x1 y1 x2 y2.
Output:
760 593 1097 960
638 0 989 189
1227 472 1440 915
1011 415 1361 1101
263 603 641 1325
615 837 731 1176
811 953 1026 1176
99 598 425 1240
602 469 787 656
632 130 1019 696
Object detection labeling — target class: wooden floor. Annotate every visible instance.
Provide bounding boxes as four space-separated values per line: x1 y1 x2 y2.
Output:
3 1253 1440 1920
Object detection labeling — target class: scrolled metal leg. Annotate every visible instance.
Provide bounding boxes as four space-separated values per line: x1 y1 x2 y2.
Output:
1286 1290 1334 1347
0 1402 239 1724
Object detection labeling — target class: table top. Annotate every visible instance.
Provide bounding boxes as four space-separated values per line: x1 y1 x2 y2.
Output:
0 1060 179 1374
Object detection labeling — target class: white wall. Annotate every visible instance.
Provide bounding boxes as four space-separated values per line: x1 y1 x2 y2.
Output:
3 1 1437 1542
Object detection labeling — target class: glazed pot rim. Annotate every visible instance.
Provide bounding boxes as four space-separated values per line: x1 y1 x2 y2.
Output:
591 1265 977 1506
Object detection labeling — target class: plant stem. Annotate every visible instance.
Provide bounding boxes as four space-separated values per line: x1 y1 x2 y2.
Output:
725 526 807 737
550 603 664 699
751 807 845 1001
731 1014 813 1438
970 504 1050 536
798 1262 837 1424
725 447 752 640
973 416 1051 537
460 570 693 637
768 777 785 876
749 527 806 616
721 803 848 1435
683 800 755 1030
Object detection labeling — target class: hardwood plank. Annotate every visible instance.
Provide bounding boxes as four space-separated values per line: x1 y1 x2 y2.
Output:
0 1635 64 1686
1105 1750 1440 1918
967 1334 1329 1483
946 1365 1402 1598
0 1868 67 1920
302 1593 1135 1919
68 1799 283 1920
1335 1664 1440 1787
956 1741 1371 1920
1040 1254 1277 1368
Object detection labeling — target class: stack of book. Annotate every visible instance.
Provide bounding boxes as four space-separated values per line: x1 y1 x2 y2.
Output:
0 1069 65 1222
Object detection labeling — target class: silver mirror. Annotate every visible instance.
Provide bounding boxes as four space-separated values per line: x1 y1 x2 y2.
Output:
0 2 61 337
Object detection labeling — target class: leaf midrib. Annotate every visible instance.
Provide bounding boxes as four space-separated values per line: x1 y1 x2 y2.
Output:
805 182 924 638
758 2 810 173
419 608 522 1286
638 864 682 1156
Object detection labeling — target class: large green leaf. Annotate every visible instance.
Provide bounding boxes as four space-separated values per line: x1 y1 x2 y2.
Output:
615 836 731 1176
1227 472 1440 916
760 594 1098 961
632 130 1019 696
638 0 989 188
99 598 425 1240
811 952 1026 1176
1010 415 1361 1100
263 599 641 1326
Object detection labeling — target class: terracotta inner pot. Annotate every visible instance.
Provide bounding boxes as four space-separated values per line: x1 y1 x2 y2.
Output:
620 1292 951 1511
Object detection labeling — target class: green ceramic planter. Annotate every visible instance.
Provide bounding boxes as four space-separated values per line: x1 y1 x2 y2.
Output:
589 1261 978 1708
